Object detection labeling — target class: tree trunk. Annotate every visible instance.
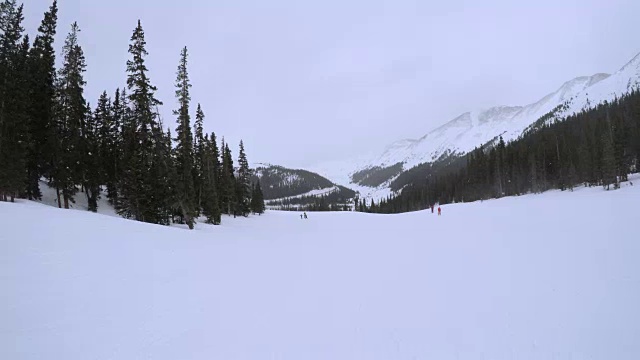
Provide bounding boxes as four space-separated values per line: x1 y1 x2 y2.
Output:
180 201 193 230
64 195 69 209
56 187 62 208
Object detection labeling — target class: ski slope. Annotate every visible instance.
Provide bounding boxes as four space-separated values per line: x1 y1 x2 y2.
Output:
2 176 639 360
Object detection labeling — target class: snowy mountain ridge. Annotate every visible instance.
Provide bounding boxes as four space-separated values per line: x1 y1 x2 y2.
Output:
310 51 640 200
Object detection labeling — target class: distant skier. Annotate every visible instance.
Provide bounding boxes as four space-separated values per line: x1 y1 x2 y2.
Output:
303 212 308 219
431 205 434 213
437 206 441 216
300 214 303 219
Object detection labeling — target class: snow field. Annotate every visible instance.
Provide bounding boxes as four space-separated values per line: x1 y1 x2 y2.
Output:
1 175 639 359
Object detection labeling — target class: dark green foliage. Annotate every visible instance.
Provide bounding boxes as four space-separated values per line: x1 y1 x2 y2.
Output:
201 133 221 224
266 185 355 211
389 151 463 192
95 90 119 203
1 3 261 228
601 131 616 190
235 140 251 216
252 165 335 199
0 2 27 201
83 105 101 212
25 0 58 200
351 162 403 187
252 164 356 211
250 179 265 214
220 140 236 216
172 46 196 229
373 91 640 213
116 20 168 224
52 21 87 208
193 103 205 213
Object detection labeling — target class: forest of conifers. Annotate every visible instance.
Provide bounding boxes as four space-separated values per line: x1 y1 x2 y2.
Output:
0 1 265 228
368 90 640 213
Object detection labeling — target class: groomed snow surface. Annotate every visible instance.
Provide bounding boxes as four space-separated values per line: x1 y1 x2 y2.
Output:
2 176 639 360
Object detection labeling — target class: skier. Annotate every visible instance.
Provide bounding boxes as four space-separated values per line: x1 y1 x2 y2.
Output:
438 206 441 216
431 205 434 213
300 214 303 219
303 212 308 219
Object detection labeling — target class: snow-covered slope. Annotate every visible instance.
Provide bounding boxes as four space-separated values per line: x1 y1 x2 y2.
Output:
311 52 640 199
2 176 639 360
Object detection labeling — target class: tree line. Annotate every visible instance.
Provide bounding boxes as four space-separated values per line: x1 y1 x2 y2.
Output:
266 185 355 212
368 89 640 213
0 0 265 227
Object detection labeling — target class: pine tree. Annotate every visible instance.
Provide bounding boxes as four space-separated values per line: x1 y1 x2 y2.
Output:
118 20 164 223
201 134 221 224
53 21 88 209
95 90 120 202
250 179 265 214
220 139 236 216
172 46 196 229
0 2 27 201
111 87 128 205
193 103 205 212
235 140 251 216
83 105 101 212
25 0 58 200
155 125 177 225
567 161 577 192
601 132 616 190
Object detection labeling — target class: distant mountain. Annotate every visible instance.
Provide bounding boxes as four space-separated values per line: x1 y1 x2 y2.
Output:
310 51 640 199
252 164 355 211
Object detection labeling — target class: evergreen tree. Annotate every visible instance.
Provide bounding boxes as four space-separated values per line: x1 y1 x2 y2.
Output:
235 140 251 216
95 90 120 202
193 103 205 212
201 134 221 224
111 87 128 204
118 20 165 224
83 105 101 211
220 139 236 215
172 46 196 229
601 132 616 190
155 125 177 225
250 179 265 214
25 0 58 200
53 21 88 209
0 2 27 201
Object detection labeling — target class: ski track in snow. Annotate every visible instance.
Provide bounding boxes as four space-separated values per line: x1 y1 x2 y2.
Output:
2 175 639 360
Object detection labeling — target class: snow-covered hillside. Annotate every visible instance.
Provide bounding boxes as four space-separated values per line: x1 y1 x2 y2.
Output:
311 52 640 199
2 176 639 360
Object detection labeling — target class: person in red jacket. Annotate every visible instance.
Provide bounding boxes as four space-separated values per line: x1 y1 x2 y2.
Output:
438 206 441 216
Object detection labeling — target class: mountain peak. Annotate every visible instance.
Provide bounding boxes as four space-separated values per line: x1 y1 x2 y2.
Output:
618 51 640 73
310 51 640 199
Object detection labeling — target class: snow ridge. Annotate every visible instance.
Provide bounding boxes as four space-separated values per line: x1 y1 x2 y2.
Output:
310 51 640 199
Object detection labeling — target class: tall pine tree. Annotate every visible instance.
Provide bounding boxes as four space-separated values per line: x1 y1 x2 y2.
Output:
235 140 251 216
118 20 165 223
53 21 87 209
220 140 236 216
0 1 27 201
250 179 265 214
172 46 196 229
25 0 58 200
95 90 120 202
193 103 205 213
201 133 221 224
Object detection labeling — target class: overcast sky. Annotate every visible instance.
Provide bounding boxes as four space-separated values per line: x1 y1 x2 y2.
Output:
25 0 640 168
